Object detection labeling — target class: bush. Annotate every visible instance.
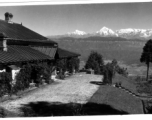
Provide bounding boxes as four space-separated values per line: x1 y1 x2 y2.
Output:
58 73 65 80
41 63 53 84
67 57 80 73
134 76 145 83
13 63 51 92
85 51 104 75
56 59 67 73
30 64 44 85
102 63 114 84
137 82 152 95
102 59 129 84
0 72 12 97
102 66 109 84
116 66 128 77
13 64 32 92
115 81 122 87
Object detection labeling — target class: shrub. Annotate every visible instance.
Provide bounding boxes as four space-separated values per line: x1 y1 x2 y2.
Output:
14 63 54 90
137 82 152 95
85 51 104 74
58 73 65 80
116 66 128 77
0 72 12 97
115 81 122 87
56 59 67 73
56 59 68 79
102 59 119 84
102 66 109 84
30 64 44 85
13 64 32 92
102 63 114 84
67 57 80 73
134 76 145 83
41 63 53 84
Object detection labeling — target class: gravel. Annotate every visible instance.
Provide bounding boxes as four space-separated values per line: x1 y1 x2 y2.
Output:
0 73 102 114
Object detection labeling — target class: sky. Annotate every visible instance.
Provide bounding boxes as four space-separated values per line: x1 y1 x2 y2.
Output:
0 2 152 36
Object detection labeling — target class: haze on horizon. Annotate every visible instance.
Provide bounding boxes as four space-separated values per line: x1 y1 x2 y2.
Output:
0 2 152 36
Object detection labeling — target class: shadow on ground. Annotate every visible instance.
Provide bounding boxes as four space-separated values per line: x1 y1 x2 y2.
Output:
90 81 106 85
0 107 18 118
20 101 128 117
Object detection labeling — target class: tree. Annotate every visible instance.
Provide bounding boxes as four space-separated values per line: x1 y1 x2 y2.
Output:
85 51 104 74
67 57 80 73
14 64 32 91
140 39 152 81
56 59 67 79
102 62 116 84
111 59 118 78
56 59 66 70
0 72 12 97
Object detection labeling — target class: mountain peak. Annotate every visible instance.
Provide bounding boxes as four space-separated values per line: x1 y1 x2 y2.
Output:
101 26 110 30
64 27 152 40
96 26 118 37
68 30 87 35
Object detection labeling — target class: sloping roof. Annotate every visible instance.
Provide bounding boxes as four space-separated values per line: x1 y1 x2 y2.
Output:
0 20 56 45
57 48 80 59
32 46 57 59
0 45 52 64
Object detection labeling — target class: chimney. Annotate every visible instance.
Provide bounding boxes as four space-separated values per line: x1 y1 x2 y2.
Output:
4 12 13 23
0 33 8 52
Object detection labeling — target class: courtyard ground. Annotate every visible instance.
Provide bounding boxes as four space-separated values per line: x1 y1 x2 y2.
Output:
0 72 144 117
0 73 102 115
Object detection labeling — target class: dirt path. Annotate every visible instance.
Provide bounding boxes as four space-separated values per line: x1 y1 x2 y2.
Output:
0 73 102 114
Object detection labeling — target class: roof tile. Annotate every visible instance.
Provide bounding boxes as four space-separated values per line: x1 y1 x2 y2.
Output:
0 46 53 64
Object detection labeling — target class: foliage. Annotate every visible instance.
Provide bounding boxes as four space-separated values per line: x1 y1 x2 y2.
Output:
85 51 104 74
13 64 32 92
140 39 152 81
102 65 110 84
41 62 55 84
57 73 65 80
13 63 53 92
56 57 80 79
102 63 114 84
102 59 128 84
115 81 122 87
30 64 44 85
136 82 152 96
56 59 67 74
0 72 12 97
102 59 119 84
67 57 80 73
116 66 128 77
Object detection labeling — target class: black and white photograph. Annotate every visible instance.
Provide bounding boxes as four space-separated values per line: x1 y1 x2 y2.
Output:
0 0 152 118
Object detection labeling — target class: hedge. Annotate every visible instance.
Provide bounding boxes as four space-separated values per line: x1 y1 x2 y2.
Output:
0 72 12 97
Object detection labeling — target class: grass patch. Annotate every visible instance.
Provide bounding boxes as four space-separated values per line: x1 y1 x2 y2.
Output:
112 74 138 94
136 81 152 96
89 85 143 114
128 75 152 96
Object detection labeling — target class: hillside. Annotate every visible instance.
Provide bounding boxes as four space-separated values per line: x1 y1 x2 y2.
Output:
49 36 146 65
49 36 146 42
48 36 152 75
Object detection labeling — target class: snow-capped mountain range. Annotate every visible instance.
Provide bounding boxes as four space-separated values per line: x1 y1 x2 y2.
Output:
67 30 87 35
66 27 152 39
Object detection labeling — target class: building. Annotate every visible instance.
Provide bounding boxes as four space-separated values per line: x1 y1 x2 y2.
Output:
0 12 80 80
